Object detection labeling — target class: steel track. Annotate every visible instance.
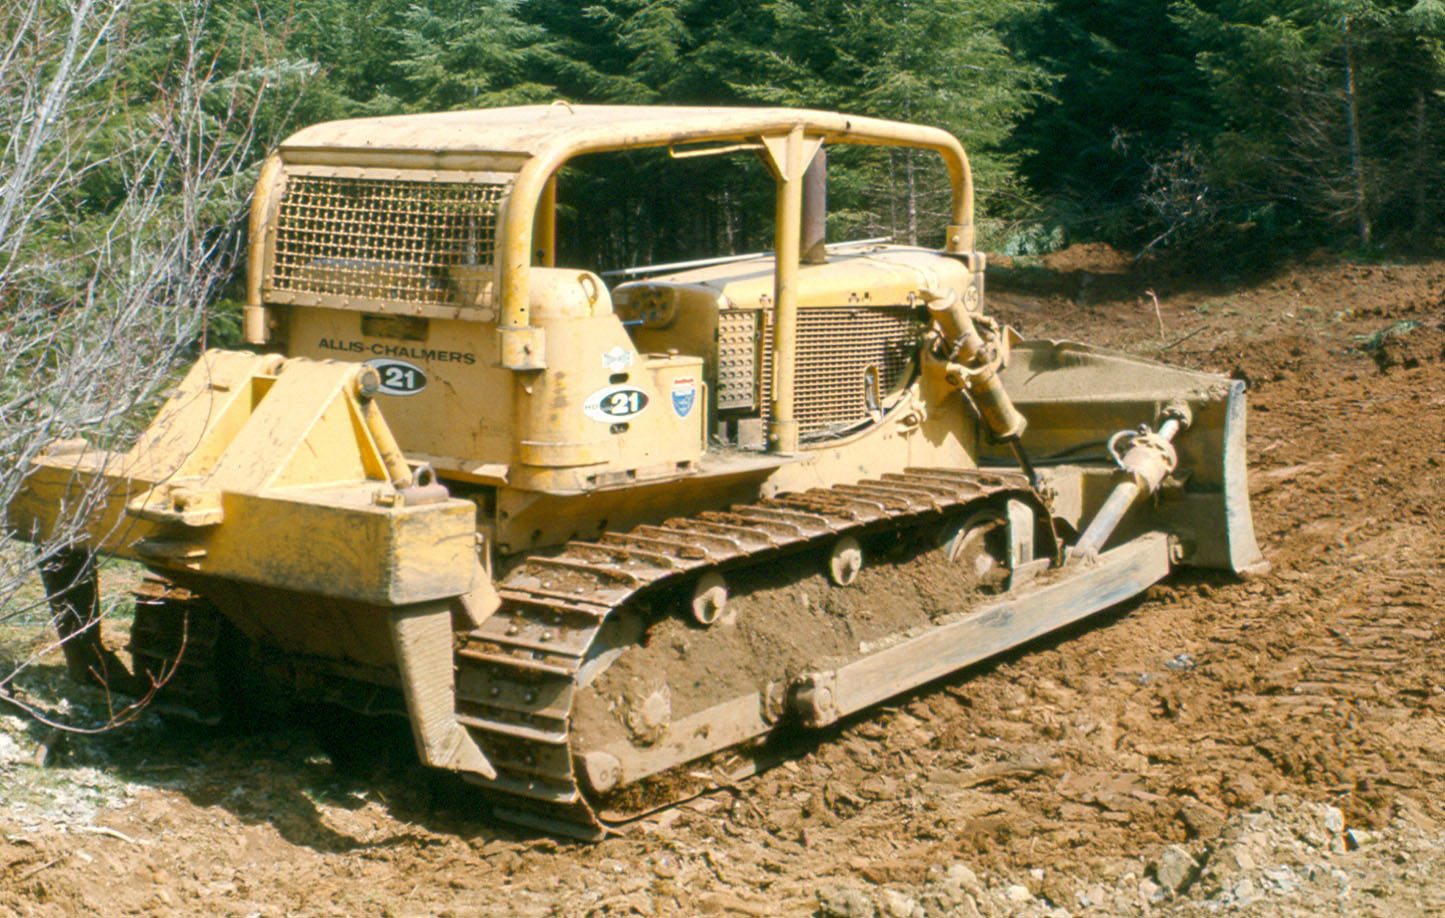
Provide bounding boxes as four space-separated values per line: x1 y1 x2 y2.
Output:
454 467 1034 837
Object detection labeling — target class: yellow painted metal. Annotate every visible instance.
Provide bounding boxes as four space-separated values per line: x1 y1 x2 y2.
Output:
362 396 416 490
244 155 285 345
535 174 557 268
765 127 814 454
9 351 478 605
619 245 974 313
322 107 975 365
223 104 1259 567
11 105 1267 826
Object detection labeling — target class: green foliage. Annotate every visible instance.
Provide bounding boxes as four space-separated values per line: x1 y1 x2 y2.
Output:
1006 0 1211 241
391 0 557 110
518 0 1050 261
1009 0 1445 251
1175 0 1445 246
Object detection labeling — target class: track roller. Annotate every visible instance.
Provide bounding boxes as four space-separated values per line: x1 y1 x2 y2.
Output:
690 572 728 625
828 536 863 586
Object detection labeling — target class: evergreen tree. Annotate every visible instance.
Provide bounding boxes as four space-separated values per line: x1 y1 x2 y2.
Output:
521 0 1047 263
390 0 557 110
1005 0 1210 244
1175 0 1445 246
725 0 1049 245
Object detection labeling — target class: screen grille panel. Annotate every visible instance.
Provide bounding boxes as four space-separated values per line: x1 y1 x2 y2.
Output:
268 175 507 307
734 306 921 437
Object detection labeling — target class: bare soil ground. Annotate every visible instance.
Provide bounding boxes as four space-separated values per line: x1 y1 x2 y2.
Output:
3 249 1445 917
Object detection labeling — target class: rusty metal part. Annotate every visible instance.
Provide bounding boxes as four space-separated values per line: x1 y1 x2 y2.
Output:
37 550 137 691
801 147 827 265
127 579 242 725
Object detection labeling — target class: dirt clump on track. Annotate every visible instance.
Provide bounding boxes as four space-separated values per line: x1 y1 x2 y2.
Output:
4 249 1445 916
576 534 996 752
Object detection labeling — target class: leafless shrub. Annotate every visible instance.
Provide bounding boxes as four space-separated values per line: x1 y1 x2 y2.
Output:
1137 142 1216 256
0 0 309 725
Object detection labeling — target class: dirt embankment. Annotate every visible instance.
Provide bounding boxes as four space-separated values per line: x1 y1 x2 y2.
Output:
3 247 1445 917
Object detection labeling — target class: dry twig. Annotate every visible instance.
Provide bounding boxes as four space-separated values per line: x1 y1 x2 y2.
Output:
1147 288 1166 340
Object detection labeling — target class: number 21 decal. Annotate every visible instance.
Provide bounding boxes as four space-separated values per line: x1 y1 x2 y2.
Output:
365 358 428 395
583 384 650 422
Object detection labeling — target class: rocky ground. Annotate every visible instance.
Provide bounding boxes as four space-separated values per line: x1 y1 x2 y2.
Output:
2 248 1444 917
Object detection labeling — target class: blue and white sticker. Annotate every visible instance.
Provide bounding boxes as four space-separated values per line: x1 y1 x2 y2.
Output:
365 357 427 396
583 384 650 422
671 376 697 418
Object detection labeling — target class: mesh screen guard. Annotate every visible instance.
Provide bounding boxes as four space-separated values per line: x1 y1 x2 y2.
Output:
267 173 509 308
744 305 923 438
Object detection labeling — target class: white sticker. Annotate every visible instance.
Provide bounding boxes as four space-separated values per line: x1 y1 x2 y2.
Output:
601 346 635 373
583 384 650 422
365 357 427 396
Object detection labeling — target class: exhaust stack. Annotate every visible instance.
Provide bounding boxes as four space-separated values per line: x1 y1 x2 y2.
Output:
802 147 827 264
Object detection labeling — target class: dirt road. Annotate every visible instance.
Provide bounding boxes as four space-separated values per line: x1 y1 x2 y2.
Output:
2 250 1443 917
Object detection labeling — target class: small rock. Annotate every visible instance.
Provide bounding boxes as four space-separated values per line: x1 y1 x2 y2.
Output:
1231 846 1256 871
1029 868 1045 883
947 864 980 888
1346 828 1370 850
1165 653 1196 671
1322 805 1345 834
1233 877 1256 902
1263 866 1296 891
880 889 917 918
1152 844 1197 893
1004 884 1034 903
817 886 877 918
0 732 22 764
1179 799 1226 839
1138 878 1161 902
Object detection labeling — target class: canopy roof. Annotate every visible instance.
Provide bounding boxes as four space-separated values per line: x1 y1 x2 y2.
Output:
279 104 962 161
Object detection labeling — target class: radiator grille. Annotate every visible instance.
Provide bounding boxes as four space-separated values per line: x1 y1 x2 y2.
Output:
268 175 507 307
740 306 922 437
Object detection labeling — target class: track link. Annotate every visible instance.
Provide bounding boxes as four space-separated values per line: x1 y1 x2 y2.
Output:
127 578 228 724
456 468 1034 837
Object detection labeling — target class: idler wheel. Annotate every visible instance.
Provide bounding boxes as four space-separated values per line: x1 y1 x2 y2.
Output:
945 512 1008 585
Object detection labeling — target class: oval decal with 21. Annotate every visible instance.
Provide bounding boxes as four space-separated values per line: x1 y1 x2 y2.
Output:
583 384 650 422
365 358 428 395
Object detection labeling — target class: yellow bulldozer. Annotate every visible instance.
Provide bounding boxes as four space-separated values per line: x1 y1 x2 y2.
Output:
10 106 1265 837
